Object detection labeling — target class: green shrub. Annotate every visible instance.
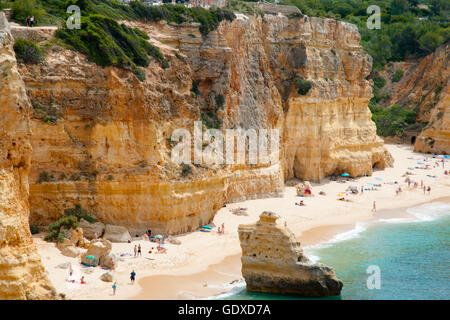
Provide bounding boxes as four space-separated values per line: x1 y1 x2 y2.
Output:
181 163 192 177
294 78 312 95
372 74 386 89
370 104 417 137
129 3 236 37
215 94 225 109
191 80 200 96
392 69 404 82
30 224 40 235
44 215 78 242
12 0 45 25
64 204 95 223
201 110 222 129
37 171 55 183
55 14 167 78
13 38 42 64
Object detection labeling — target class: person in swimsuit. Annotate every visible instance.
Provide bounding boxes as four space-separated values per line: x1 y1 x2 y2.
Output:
130 270 136 284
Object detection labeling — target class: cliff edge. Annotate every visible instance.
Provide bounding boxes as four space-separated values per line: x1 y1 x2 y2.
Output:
0 12 56 300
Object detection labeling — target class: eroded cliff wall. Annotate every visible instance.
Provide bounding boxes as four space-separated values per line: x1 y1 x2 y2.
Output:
16 13 391 234
0 13 56 300
377 44 449 154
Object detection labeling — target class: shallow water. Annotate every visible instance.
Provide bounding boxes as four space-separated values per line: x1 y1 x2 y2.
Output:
220 202 450 300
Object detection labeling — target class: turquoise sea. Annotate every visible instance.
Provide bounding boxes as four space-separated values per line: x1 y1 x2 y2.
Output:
220 202 450 300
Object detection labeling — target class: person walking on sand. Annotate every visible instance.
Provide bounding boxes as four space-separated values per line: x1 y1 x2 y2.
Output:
134 245 137 258
221 223 225 235
423 185 426 194
112 282 117 295
130 270 136 284
137 244 142 257
372 201 376 213
427 186 431 195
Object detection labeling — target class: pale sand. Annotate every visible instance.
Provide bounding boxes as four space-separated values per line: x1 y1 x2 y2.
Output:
33 144 450 300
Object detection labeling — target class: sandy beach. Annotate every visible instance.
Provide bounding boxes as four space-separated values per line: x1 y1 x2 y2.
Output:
33 144 450 300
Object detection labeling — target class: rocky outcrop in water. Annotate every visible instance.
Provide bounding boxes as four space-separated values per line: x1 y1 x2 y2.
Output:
238 211 343 297
0 12 56 300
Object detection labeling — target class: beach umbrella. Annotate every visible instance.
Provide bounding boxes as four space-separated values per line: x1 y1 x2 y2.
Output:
367 182 374 185
341 173 350 177
445 155 449 159
202 225 212 230
375 177 383 181
84 255 96 267
154 234 163 239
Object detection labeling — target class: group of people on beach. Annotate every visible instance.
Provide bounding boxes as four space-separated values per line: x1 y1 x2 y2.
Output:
134 244 142 257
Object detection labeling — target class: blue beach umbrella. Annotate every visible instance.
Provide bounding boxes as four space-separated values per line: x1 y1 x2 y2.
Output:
341 173 350 177
202 225 212 230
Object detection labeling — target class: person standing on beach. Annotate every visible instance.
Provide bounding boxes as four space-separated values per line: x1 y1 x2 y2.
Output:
134 245 137 257
112 282 117 295
427 186 431 195
130 270 136 284
137 244 142 257
221 223 225 234
372 201 376 213
423 185 426 194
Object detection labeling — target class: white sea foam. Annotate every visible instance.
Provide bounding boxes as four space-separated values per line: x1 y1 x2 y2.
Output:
303 222 368 262
378 218 414 224
204 279 247 300
407 202 450 221
326 222 368 244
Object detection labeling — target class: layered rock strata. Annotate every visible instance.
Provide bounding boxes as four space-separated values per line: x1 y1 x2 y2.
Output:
15 13 392 234
0 13 56 300
377 44 449 154
238 211 343 296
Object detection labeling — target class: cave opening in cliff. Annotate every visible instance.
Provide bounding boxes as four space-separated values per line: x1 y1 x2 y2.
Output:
411 136 416 145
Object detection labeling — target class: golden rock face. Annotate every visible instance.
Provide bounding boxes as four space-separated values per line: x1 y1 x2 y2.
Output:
377 44 449 154
238 211 343 296
0 13 56 300
14 14 393 236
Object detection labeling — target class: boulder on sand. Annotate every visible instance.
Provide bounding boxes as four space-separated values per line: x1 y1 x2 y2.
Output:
99 253 117 269
79 219 105 240
61 246 80 258
81 239 111 265
103 224 131 243
100 272 113 282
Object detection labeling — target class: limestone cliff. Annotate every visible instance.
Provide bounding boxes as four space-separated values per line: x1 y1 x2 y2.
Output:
0 13 56 300
238 211 343 296
376 43 449 154
14 12 391 235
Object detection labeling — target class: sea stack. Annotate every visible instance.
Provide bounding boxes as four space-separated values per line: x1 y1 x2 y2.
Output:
238 211 343 297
